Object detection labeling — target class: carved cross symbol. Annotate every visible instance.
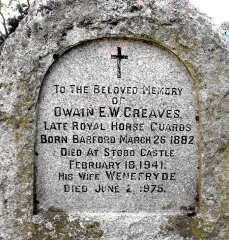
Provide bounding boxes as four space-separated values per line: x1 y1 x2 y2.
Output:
111 47 128 78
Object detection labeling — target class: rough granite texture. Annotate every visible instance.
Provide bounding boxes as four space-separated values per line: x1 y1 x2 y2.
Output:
0 0 228 239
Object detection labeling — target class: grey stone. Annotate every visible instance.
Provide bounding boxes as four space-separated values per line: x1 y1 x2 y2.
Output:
35 39 199 214
0 0 229 239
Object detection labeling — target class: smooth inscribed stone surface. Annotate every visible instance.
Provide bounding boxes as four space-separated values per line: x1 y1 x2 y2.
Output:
35 40 199 213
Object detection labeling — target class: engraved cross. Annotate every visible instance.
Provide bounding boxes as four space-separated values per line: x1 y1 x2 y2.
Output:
111 47 128 78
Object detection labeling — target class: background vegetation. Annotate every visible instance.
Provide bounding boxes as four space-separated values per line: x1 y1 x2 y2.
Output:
0 0 30 44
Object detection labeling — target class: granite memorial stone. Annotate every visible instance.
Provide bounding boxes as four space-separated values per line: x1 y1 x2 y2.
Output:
35 39 199 213
1 0 229 239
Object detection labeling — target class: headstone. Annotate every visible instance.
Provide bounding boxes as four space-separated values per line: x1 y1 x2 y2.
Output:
1 0 229 239
35 40 199 213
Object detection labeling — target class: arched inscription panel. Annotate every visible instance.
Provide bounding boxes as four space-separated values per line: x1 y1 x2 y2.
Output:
35 40 199 213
